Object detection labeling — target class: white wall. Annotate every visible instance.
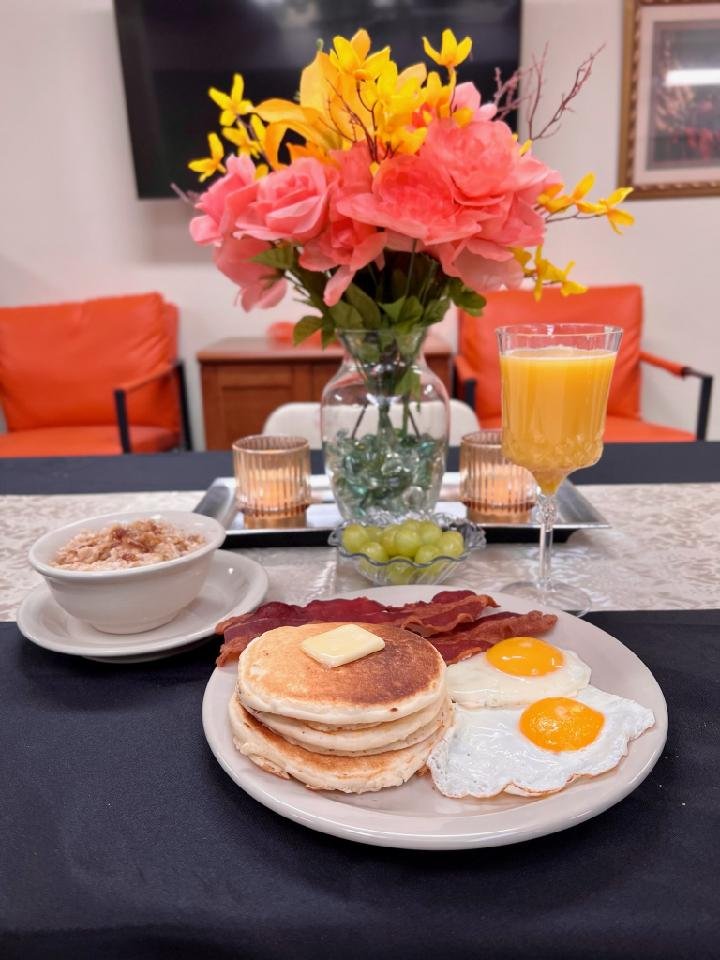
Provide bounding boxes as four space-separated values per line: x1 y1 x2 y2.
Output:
0 0 717 444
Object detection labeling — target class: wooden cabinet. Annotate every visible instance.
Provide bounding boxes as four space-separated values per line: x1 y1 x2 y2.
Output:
197 334 453 450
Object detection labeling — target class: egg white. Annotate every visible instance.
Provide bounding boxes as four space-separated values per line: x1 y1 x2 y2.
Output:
446 645 592 708
428 686 655 799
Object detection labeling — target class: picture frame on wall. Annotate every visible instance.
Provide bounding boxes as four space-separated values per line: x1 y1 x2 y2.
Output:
620 0 720 199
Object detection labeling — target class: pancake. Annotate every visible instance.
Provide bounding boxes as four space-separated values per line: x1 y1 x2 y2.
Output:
229 699 454 793
238 622 446 725
246 694 451 756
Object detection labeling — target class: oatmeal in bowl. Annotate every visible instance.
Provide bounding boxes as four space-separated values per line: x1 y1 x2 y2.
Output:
30 511 226 635
51 519 207 572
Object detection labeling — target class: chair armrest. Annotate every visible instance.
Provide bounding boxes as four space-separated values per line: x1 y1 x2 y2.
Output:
640 352 714 440
454 355 478 411
113 361 193 453
115 363 176 394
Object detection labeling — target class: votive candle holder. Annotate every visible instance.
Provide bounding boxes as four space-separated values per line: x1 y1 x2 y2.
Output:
460 429 536 521
233 435 311 521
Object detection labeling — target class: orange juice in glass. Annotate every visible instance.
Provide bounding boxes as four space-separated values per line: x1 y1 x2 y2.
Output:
497 324 622 615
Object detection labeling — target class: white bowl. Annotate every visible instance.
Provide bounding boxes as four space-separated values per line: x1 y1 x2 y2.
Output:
29 511 226 635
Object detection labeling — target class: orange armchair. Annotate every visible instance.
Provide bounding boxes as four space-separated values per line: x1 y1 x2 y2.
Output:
454 285 713 442
0 293 192 456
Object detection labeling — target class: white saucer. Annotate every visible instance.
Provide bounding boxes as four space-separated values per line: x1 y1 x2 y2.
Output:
18 550 268 662
203 586 667 849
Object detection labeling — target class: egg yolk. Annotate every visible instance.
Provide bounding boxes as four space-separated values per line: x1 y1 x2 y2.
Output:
486 636 564 677
519 698 605 752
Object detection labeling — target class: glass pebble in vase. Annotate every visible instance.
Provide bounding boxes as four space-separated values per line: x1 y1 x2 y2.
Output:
321 329 449 519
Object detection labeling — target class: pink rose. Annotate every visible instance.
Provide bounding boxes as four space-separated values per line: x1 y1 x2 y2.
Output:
189 155 256 246
336 153 477 246
300 146 386 305
431 242 524 293
420 117 559 257
232 157 336 243
214 236 287 310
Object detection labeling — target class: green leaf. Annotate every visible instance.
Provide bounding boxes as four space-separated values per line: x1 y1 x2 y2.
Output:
344 284 381 329
252 243 296 271
422 296 451 326
447 279 486 316
329 300 363 330
379 295 423 328
292 314 324 345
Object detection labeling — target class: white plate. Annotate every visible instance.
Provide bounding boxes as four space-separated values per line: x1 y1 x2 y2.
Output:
203 585 667 849
18 550 268 662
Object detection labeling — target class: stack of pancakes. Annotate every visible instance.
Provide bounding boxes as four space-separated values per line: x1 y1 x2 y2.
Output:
229 621 452 793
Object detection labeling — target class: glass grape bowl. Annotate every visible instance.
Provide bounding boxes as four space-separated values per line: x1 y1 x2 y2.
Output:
328 513 486 586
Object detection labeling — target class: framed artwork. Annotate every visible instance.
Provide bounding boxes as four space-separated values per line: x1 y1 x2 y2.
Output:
620 0 720 199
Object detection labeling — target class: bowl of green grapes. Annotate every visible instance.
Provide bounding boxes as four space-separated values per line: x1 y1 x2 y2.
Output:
328 514 486 586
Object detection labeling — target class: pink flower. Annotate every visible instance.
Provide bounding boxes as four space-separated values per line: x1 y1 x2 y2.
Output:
232 157 336 243
189 155 256 246
214 236 287 310
300 146 386 305
336 152 477 246
430 242 524 292
421 117 559 256
453 82 498 122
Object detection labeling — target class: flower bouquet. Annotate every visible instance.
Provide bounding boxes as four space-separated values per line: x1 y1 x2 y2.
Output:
188 29 633 517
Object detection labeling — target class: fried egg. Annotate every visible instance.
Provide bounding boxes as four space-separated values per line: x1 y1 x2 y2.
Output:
428 686 655 799
446 636 591 708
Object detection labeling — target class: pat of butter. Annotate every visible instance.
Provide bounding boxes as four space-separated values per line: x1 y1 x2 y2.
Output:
301 624 385 668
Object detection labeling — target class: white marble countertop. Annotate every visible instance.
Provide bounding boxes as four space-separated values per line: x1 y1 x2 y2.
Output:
2 482 718 621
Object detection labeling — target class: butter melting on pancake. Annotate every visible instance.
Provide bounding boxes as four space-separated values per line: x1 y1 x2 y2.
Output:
238 622 446 725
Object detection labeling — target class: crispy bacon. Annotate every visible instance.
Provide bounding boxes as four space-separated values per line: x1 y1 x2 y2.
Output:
395 592 498 636
214 590 557 667
433 610 559 664
216 590 480 666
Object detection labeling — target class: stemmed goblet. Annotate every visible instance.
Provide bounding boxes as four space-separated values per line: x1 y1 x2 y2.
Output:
496 323 622 615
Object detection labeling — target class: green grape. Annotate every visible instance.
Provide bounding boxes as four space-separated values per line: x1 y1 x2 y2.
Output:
386 559 413 585
380 525 399 554
398 519 421 533
414 544 442 565
417 520 443 545
361 541 389 563
342 523 369 553
363 525 383 542
438 531 466 558
394 527 421 558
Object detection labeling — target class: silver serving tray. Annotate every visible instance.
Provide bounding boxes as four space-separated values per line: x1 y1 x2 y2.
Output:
193 474 608 547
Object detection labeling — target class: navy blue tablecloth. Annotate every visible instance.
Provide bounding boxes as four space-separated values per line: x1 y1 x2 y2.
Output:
1 609 720 960
2 446 719 958
1 441 718 495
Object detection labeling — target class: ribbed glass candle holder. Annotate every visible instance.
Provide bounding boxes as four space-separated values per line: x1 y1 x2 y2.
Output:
460 429 536 520
233 435 311 520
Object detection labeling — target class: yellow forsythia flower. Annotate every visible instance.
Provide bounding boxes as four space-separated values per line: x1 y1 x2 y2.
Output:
530 247 587 300
330 29 390 81
422 29 472 70
188 132 226 182
209 74 253 126
598 188 635 233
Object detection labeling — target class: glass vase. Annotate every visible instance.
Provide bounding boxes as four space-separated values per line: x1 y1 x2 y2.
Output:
321 328 449 519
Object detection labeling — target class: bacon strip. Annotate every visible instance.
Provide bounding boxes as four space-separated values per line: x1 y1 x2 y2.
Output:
216 590 482 666
215 590 556 667
432 610 559 664
396 593 498 636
